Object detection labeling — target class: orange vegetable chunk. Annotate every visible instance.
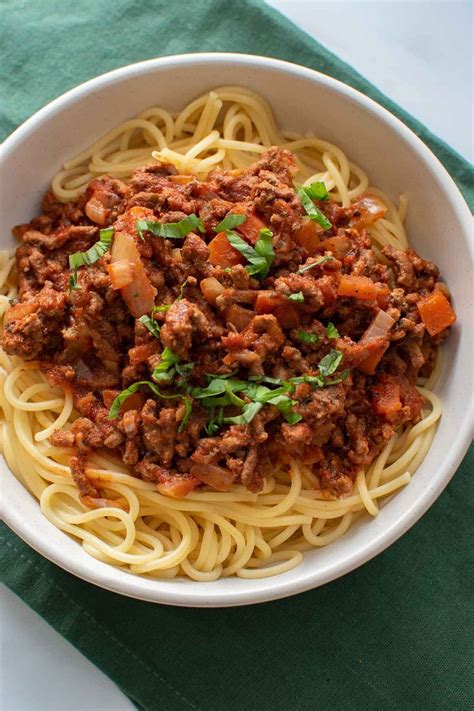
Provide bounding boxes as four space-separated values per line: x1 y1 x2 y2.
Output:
208 232 245 267
338 275 379 301
417 290 456 336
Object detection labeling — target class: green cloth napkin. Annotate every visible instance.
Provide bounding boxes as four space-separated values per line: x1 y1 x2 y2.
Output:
1 1 473 710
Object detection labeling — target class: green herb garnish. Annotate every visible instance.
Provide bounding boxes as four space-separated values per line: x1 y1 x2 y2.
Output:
108 380 193 428
298 255 334 275
288 292 304 302
68 227 114 290
318 349 343 378
152 278 189 314
300 182 329 201
297 187 332 230
214 213 247 232
225 227 274 280
151 347 182 384
138 315 161 338
325 322 340 339
297 331 319 344
137 214 204 240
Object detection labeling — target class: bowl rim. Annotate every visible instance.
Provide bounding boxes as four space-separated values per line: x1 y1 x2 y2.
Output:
1 52 472 607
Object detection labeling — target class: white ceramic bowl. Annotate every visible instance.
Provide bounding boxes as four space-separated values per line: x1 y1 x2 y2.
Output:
1 53 472 607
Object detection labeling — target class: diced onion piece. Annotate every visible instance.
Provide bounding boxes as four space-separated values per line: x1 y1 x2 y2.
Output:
357 310 394 374
350 193 387 228
362 309 395 341
200 277 225 304
190 464 234 492
110 231 156 317
158 475 200 498
85 196 109 226
107 259 134 289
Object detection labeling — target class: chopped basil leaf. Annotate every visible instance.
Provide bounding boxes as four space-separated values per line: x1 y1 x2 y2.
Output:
178 396 192 433
318 349 343 378
151 347 181 384
223 400 263 425
288 292 304 302
137 214 204 240
225 231 257 262
214 213 247 232
151 278 189 317
205 371 238 381
108 380 192 421
176 277 189 301
108 380 180 419
325 322 340 339
285 411 303 425
248 375 283 385
298 255 334 274
301 182 329 201
225 227 274 280
69 270 79 291
297 330 319 344
192 378 247 400
289 374 325 387
68 227 114 273
297 186 332 230
325 369 350 385
138 315 161 338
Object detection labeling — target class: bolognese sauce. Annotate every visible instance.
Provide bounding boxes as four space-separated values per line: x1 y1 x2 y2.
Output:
3 147 456 504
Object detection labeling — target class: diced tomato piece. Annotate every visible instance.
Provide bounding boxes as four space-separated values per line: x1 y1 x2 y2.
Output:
321 235 351 258
371 380 402 422
294 220 321 254
376 284 390 310
236 211 266 245
417 290 456 336
274 304 301 329
208 232 245 267
225 304 255 331
255 291 286 314
338 275 379 301
120 392 146 414
358 339 388 375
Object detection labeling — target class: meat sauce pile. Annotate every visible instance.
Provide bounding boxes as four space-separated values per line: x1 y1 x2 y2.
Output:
3 148 456 502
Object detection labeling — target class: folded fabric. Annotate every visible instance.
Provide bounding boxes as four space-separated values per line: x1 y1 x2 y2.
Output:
0 1 472 710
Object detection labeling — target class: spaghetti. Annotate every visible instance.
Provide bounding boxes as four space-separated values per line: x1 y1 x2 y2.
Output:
0 87 445 581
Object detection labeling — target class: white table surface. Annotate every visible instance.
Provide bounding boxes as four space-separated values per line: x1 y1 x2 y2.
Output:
1 2 472 710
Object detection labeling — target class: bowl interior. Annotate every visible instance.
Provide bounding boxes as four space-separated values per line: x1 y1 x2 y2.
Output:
1 54 472 606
